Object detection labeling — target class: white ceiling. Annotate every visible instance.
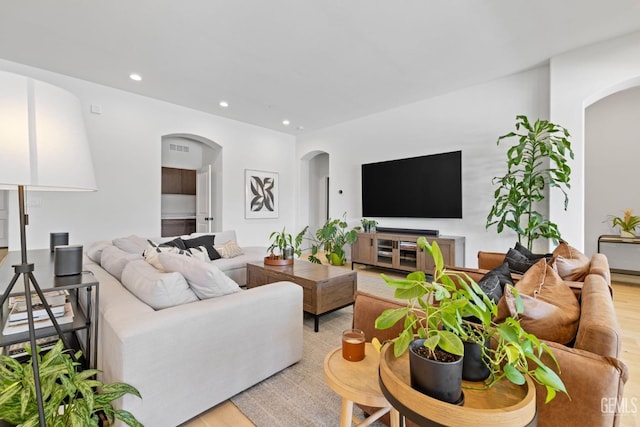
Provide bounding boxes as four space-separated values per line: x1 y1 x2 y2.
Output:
1 1 640 134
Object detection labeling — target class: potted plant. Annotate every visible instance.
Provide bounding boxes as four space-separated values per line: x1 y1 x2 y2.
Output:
265 226 309 265
0 340 142 427
607 209 640 238
375 237 567 404
308 213 360 266
360 219 378 233
486 115 574 250
375 238 492 403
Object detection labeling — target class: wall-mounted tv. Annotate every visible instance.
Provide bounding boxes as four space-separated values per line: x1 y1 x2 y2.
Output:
361 150 462 218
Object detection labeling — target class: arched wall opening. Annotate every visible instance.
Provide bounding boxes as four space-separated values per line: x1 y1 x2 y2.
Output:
161 133 223 234
298 150 330 234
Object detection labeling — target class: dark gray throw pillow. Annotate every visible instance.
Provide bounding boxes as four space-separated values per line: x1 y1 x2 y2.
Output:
182 235 221 261
160 237 187 250
505 248 537 275
477 274 502 303
514 242 552 262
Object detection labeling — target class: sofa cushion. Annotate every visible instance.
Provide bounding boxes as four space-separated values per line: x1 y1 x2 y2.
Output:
215 240 244 258
495 258 580 345
120 259 198 309
552 242 590 282
100 245 143 281
86 241 112 263
182 235 221 261
159 253 241 299
112 234 148 255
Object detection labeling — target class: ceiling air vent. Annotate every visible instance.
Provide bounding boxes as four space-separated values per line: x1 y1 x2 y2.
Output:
169 143 190 153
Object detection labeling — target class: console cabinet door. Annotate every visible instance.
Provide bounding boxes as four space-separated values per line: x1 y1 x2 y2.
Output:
352 233 374 264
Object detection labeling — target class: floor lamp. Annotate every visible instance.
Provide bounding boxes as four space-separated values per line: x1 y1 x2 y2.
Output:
0 70 97 426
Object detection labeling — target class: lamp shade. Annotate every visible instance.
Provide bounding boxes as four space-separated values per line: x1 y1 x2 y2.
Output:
0 70 96 191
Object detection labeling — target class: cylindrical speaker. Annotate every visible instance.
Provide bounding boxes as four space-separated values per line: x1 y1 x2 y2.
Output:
54 244 83 276
50 232 69 252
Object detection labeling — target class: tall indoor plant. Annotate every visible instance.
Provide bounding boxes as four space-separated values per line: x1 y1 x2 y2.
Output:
308 213 360 266
0 340 142 427
486 115 574 250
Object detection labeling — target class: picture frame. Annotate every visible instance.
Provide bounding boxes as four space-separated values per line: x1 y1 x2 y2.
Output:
245 169 279 219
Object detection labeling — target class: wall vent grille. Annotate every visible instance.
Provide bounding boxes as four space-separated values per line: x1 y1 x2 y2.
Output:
169 143 190 153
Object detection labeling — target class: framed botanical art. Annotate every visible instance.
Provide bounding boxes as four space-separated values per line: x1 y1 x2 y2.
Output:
245 169 279 218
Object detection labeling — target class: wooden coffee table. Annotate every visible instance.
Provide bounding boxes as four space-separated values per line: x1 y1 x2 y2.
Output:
246 260 357 332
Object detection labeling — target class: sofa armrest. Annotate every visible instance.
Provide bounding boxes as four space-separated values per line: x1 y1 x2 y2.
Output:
574 274 621 358
353 291 405 343
536 341 628 427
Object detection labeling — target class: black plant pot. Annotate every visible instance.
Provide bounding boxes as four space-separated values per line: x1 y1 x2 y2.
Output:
462 340 490 382
409 339 464 404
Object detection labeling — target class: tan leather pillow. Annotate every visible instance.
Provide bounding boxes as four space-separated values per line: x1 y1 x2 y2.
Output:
495 258 580 345
552 241 590 281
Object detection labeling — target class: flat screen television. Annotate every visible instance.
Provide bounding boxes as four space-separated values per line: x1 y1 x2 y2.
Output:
361 150 462 218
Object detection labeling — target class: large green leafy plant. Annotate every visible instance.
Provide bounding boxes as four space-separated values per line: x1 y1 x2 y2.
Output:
0 341 142 427
308 213 360 266
486 115 574 250
267 226 309 258
375 237 567 402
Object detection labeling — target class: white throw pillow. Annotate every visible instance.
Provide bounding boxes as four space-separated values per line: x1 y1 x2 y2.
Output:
100 245 142 281
214 240 244 258
158 252 241 299
121 260 198 309
143 241 179 271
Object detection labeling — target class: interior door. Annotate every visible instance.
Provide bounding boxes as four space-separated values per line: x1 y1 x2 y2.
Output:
196 165 213 233
0 191 7 247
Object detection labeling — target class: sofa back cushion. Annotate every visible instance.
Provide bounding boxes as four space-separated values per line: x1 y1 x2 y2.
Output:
353 292 406 344
495 258 580 345
158 253 241 299
100 245 142 281
112 234 148 254
121 259 199 310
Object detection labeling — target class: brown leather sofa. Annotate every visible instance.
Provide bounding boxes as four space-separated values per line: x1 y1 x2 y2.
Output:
352 257 628 427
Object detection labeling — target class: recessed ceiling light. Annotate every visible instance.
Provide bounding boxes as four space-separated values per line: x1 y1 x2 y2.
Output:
129 73 142 81
282 119 290 126
219 101 229 108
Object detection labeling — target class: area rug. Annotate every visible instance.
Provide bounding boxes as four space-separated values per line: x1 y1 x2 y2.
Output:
231 267 397 426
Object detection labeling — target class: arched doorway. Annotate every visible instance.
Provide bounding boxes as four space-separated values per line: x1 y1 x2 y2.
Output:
299 150 330 234
161 134 222 235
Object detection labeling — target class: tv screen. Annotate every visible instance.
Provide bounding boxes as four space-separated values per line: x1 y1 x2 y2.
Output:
361 150 462 218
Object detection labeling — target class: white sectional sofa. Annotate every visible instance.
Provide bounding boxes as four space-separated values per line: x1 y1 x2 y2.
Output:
84 230 303 427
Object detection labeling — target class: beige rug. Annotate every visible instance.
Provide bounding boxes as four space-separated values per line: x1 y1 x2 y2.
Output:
231 266 398 427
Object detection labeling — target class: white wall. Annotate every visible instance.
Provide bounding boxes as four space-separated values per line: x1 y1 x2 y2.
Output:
585 86 640 256
1 59 297 250
549 30 640 251
297 67 550 266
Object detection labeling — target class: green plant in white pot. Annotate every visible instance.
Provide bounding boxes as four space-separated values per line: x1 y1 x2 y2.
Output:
0 340 142 427
486 115 574 250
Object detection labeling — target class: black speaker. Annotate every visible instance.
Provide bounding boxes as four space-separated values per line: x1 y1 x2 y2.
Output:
54 245 83 276
50 232 69 252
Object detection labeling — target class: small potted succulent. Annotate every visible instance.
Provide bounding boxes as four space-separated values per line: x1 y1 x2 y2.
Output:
360 218 378 233
607 209 640 238
266 226 309 265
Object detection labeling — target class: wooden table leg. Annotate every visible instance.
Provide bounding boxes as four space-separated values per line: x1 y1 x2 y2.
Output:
340 398 354 427
390 407 401 427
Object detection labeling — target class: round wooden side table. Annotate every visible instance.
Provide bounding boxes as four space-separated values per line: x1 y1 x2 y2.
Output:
324 343 400 427
378 343 538 427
